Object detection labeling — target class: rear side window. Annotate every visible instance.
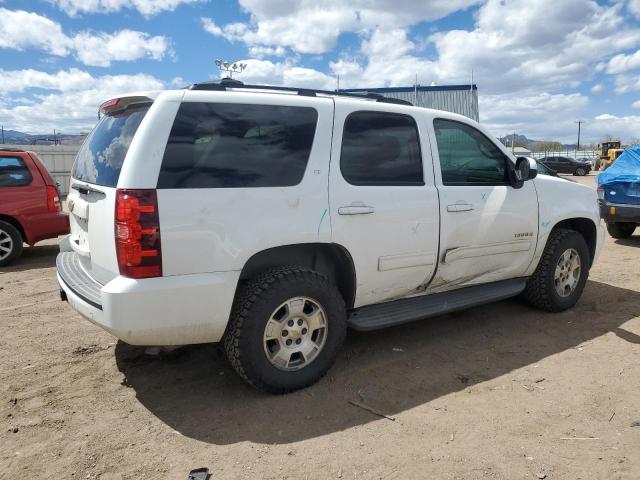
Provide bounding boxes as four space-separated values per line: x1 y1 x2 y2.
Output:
0 156 32 187
340 111 423 186
158 103 318 188
72 104 149 187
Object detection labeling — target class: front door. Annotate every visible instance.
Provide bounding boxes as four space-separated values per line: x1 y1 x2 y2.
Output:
329 104 440 307
428 118 539 292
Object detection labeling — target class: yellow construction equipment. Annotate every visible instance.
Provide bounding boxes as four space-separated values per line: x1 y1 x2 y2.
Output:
597 141 624 170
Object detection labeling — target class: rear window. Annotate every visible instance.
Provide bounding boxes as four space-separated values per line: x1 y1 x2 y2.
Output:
72 104 149 187
157 102 318 188
0 156 32 187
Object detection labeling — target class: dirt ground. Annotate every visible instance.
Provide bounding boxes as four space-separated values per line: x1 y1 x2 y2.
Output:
1 174 639 480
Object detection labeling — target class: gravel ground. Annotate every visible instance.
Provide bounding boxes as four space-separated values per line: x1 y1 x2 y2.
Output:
1 173 639 479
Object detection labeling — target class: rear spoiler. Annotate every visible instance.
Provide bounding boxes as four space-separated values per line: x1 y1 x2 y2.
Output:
98 94 158 118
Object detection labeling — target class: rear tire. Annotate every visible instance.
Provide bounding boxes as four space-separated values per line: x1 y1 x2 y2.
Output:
224 266 347 394
0 221 23 267
607 222 636 239
575 167 586 176
523 228 590 312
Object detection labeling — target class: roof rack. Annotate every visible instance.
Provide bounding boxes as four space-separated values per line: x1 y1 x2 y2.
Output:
188 79 413 106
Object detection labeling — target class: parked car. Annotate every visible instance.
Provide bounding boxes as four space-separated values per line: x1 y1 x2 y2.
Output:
537 156 591 175
57 81 604 393
597 146 640 239
535 160 558 177
0 148 69 266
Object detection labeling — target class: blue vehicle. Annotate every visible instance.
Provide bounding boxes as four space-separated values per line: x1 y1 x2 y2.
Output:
597 145 640 239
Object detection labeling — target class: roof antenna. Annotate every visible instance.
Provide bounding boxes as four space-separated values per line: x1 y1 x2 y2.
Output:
215 58 247 79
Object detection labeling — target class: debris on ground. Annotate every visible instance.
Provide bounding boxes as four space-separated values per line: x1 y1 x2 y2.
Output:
187 467 209 480
348 399 396 422
631 421 640 427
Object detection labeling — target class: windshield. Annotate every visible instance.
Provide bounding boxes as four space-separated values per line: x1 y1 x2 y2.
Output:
72 104 150 187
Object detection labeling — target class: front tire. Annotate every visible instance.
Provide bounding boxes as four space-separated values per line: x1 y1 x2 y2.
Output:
224 267 347 394
0 221 23 267
575 167 586 176
607 222 636 239
523 228 590 312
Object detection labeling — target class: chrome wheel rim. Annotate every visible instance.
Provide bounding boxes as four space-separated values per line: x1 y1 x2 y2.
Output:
554 248 581 297
0 229 13 261
263 297 328 371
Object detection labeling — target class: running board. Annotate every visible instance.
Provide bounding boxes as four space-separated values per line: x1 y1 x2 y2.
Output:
347 278 527 331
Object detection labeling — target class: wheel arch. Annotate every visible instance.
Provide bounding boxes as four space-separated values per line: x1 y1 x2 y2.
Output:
0 214 27 243
238 243 357 309
551 217 597 267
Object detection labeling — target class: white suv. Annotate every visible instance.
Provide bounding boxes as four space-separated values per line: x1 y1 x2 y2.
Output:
57 80 604 393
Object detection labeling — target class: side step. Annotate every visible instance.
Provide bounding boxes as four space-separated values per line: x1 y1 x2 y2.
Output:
347 278 527 331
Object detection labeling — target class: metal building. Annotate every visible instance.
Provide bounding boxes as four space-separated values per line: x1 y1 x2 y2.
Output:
343 85 479 121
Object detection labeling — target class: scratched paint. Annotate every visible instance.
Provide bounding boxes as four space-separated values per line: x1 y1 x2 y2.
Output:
317 208 328 239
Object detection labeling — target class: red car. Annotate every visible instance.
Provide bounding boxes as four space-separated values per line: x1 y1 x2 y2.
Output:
0 148 69 266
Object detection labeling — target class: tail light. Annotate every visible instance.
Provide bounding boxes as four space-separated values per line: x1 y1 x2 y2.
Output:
46 185 62 212
115 189 162 279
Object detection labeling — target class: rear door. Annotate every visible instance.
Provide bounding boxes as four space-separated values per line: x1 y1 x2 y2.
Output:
428 117 538 291
68 100 152 285
329 102 440 307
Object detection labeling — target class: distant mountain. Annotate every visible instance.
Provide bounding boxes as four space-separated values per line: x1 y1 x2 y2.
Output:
1 129 86 145
499 134 539 146
499 134 580 151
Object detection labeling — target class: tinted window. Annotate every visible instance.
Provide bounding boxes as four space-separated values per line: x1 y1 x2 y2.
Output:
340 111 423 186
433 119 507 185
0 156 32 187
72 104 150 187
158 103 318 188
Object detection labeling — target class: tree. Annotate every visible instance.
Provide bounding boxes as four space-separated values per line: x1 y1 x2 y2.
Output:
530 141 563 152
628 137 640 146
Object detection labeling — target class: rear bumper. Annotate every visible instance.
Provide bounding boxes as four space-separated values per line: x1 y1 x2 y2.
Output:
26 212 70 245
56 251 240 346
599 201 640 224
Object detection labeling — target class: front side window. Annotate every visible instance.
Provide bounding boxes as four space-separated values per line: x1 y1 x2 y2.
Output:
0 156 32 187
433 119 507 185
158 103 318 189
340 111 423 186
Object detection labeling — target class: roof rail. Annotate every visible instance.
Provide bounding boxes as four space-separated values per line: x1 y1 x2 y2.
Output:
0 147 25 152
188 80 413 106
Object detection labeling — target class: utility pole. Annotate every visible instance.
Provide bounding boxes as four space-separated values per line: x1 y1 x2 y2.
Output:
512 131 516 154
575 120 584 151
1 125 4 144
336 74 340 92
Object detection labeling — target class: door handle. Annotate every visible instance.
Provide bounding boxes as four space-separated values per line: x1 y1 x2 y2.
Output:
447 203 474 212
338 205 375 215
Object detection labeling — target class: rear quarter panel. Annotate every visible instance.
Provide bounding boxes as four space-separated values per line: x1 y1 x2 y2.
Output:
127 91 334 276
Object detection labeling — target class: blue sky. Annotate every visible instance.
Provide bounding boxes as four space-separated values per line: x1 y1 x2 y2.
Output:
0 0 639 144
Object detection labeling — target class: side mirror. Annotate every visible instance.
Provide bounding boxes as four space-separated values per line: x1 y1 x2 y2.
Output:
511 156 537 188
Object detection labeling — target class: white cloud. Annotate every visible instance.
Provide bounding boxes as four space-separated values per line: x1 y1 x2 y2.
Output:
605 49 640 74
630 0 640 19
614 73 640 92
591 83 604 93
0 69 163 133
0 8 171 67
633 100 640 108
49 0 203 17
202 0 481 55
223 59 335 89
